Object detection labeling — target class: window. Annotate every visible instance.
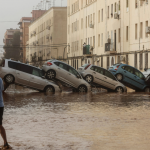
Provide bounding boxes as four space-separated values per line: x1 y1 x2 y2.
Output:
118 28 120 42
126 55 128 65
32 68 44 77
58 63 68 71
98 34 100 46
95 67 104 75
107 57 110 69
115 3 117 12
101 56 103 67
98 10 100 23
124 66 134 74
146 21 148 38
18 64 33 74
135 0 138 8
140 22 143 38
145 53 148 69
134 69 145 80
90 66 95 71
8 61 18 70
101 33 103 46
111 4 113 17
101 9 103 22
105 70 116 80
126 0 129 7
108 6 109 18
135 24 138 39
68 66 80 77
93 36 95 48
126 26 128 41
139 53 143 70
134 53 137 68
81 18 83 29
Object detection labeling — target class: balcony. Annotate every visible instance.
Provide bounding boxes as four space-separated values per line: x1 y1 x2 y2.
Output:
105 43 117 54
83 45 92 56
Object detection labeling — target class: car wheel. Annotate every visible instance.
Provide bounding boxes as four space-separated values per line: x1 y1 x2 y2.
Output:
116 74 123 81
144 87 150 92
45 86 55 93
115 86 124 93
4 74 14 84
78 85 87 93
85 75 93 83
46 70 56 80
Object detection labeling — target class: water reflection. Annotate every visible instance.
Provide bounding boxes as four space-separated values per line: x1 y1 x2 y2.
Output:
2 85 150 149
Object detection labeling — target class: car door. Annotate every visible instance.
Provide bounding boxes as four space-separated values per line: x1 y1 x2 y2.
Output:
123 66 138 87
91 66 106 86
133 69 146 90
29 68 46 90
67 66 82 88
104 70 118 90
15 64 32 86
54 62 71 84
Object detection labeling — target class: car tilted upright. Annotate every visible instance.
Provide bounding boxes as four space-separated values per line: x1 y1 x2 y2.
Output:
108 64 150 92
0 59 61 93
42 60 91 92
78 64 127 92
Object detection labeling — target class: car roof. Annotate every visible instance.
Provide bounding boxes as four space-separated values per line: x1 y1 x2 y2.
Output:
6 59 41 70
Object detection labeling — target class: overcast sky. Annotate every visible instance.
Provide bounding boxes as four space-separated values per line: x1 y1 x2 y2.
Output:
0 0 67 52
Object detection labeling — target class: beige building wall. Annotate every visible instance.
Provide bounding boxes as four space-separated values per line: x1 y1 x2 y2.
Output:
67 0 150 71
29 7 67 66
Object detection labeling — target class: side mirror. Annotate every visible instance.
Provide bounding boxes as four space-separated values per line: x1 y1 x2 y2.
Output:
41 76 46 79
144 68 147 71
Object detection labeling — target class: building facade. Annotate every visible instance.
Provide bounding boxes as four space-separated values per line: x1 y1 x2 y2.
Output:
67 0 150 71
3 28 20 45
28 7 67 66
18 10 47 63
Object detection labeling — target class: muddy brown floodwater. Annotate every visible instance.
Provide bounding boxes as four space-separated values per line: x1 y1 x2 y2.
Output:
1 85 150 150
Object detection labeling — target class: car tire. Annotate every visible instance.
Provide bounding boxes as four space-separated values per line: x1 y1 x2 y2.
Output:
85 75 93 83
116 74 123 81
144 87 150 92
78 85 87 93
4 74 15 84
45 85 55 93
115 86 124 93
46 70 56 80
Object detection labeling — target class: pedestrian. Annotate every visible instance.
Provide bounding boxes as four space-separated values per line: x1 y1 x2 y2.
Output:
0 78 11 149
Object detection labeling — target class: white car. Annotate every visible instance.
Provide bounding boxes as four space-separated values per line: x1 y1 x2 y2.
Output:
0 59 61 93
42 60 91 92
78 64 127 92
143 68 150 78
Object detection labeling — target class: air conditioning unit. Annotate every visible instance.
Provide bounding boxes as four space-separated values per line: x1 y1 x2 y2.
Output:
107 38 111 43
114 13 119 19
97 58 100 62
146 26 150 34
105 43 110 52
89 23 94 28
118 11 121 15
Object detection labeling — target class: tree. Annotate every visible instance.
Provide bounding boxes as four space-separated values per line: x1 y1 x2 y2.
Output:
3 31 20 60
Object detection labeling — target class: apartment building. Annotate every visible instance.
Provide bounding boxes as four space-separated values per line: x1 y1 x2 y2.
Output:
67 0 150 71
3 28 20 45
28 7 67 66
18 10 47 63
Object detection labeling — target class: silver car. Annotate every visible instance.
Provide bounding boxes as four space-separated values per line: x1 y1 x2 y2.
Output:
0 59 61 93
78 64 127 92
41 60 91 92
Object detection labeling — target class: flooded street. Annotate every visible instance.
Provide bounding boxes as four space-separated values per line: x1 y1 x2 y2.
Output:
1 86 150 150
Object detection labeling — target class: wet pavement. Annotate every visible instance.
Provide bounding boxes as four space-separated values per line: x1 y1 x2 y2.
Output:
1 85 150 150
